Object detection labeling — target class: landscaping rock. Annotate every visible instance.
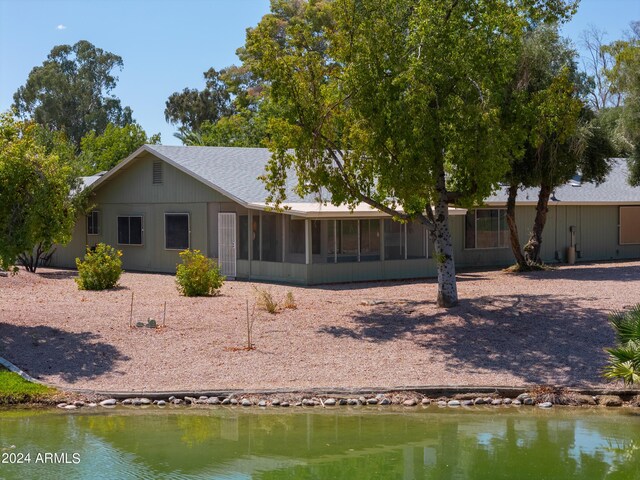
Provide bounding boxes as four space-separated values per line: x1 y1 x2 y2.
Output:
403 399 417 407
122 398 133 405
347 399 358 405
538 402 553 409
302 399 312 406
338 399 348 405
57 403 67 409
230 398 239 405
367 398 378 405
597 395 623 407
280 402 290 407
358 396 367 404
474 398 486 405
64 405 77 410
206 397 220 405
184 396 196 404
572 394 596 406
168 396 176 402
221 398 230 405
437 401 447 407
258 400 267 407
421 398 431 405
173 398 183 405
87 403 97 408
512 399 522 406
324 398 336 406
294 402 302 407
462 400 474 407
379 398 391 405
199 396 208 401
73 401 85 407
99 399 117 407
272 398 281 406
157 400 166 406
491 399 503 406
448 400 461 407
523 398 535 405
241 399 252 407
517 393 530 400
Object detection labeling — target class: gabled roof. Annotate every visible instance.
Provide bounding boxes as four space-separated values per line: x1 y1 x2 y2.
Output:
485 158 640 206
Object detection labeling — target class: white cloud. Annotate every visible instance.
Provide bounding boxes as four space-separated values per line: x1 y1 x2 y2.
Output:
56 24 66 30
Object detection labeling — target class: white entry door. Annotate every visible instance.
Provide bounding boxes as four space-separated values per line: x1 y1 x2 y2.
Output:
218 213 237 277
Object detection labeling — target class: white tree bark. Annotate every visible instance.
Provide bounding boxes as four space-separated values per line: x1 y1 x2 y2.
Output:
431 187 459 307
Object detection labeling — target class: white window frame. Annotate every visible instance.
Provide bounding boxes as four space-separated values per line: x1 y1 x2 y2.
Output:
164 213 191 251
87 210 100 236
117 215 144 246
465 208 509 250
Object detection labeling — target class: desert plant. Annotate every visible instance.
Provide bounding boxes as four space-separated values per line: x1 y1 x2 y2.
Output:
254 286 279 314
175 249 225 296
283 291 297 309
75 243 122 290
604 305 640 385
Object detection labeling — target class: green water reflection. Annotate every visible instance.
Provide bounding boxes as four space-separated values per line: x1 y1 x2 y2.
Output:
1 407 639 479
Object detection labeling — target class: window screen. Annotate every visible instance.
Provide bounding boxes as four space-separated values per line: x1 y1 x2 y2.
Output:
465 209 508 249
165 213 189 250
117 216 143 245
239 215 248 260
620 206 640 245
87 211 99 235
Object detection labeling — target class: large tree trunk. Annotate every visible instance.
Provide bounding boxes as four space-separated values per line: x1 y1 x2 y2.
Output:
429 172 458 308
523 184 552 265
506 183 527 268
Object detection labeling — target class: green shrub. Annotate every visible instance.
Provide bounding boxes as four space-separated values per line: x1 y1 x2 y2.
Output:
75 243 122 290
176 249 225 296
604 305 640 385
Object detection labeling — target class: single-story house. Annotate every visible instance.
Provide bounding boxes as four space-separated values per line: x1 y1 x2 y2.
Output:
51 145 640 284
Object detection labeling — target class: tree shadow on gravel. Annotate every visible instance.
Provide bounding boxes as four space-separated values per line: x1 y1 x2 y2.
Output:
319 294 615 385
0 323 129 383
515 263 640 283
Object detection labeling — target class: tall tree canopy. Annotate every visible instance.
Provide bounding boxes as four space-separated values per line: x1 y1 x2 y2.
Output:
605 22 640 185
164 68 232 139
0 114 79 272
79 123 161 174
243 0 575 307
12 40 133 149
501 25 614 268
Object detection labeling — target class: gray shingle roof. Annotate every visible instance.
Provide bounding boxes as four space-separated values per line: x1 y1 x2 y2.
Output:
146 145 320 204
485 158 640 205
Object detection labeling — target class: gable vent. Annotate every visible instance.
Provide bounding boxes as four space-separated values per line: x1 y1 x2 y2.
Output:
152 161 163 184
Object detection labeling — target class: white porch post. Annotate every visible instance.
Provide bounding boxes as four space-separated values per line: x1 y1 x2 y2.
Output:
380 219 385 261
305 218 312 265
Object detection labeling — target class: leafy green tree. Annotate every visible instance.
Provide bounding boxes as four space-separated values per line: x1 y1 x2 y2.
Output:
79 123 160 174
12 40 133 149
604 305 640 385
501 25 614 267
243 0 575 307
0 113 78 272
605 22 640 185
165 68 232 139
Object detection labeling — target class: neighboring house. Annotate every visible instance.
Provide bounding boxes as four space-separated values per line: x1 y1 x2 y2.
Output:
51 145 640 284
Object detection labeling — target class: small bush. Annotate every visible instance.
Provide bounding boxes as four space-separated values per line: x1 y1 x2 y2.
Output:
75 243 122 290
176 249 225 296
283 291 297 309
254 286 279 314
604 305 640 385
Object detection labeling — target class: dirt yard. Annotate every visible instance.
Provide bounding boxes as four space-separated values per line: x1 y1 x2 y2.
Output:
1 261 639 393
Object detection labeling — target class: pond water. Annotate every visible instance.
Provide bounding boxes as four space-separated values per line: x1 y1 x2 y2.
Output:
1 407 639 479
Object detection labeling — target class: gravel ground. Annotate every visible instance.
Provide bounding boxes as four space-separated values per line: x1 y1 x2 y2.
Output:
1 261 638 393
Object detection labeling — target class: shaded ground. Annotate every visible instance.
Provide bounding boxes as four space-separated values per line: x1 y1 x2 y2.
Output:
1 260 638 392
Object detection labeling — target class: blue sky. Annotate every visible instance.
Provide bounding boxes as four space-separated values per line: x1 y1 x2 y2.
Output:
1 0 638 145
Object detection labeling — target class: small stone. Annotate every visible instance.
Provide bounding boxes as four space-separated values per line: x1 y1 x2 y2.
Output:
73 401 85 407
538 402 553 408
207 397 220 405
57 403 67 409
100 398 117 406
281 402 290 407
173 398 183 405
272 398 281 406
358 396 367 404
448 400 461 407
503 398 512 405
483 397 493 404
139 398 152 405
241 399 252 407
367 398 378 405
294 402 302 407
524 398 535 405
122 399 133 405
512 399 522 406
199 396 208 401
168 396 176 402
324 398 336 406
491 399 503 406
185 396 196 404
474 398 486 405
421 398 431 405
64 405 77 410
403 399 417 406
347 399 358 405
156 400 166 406
375 393 385 399
517 393 530 400
462 400 474 406
302 399 312 406
338 399 348 405
230 398 239 405
437 400 447 407
379 398 391 405
258 400 267 407
87 403 97 408
221 398 230 405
